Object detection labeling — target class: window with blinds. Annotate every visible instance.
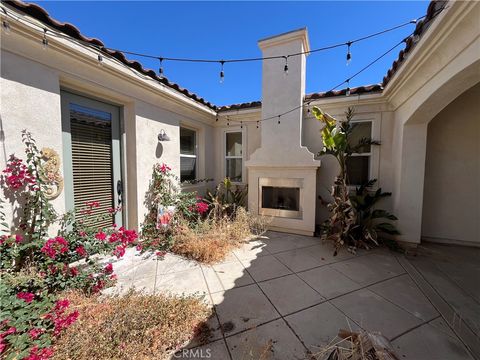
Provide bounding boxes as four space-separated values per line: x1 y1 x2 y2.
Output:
70 104 114 228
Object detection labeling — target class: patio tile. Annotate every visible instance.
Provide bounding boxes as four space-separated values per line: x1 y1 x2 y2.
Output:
330 253 405 286
232 239 269 261
156 267 208 296
298 265 361 299
263 237 301 254
369 274 438 321
274 246 325 272
392 321 474 360
173 339 230 359
263 231 290 240
226 319 306 360
240 255 292 282
211 284 280 335
202 262 254 293
285 302 360 353
131 257 158 279
331 288 423 339
156 253 199 275
259 274 324 315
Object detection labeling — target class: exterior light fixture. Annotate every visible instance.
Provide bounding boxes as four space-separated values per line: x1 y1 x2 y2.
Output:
345 79 351 97
97 54 103 65
2 19 10 34
283 56 289 76
158 129 170 142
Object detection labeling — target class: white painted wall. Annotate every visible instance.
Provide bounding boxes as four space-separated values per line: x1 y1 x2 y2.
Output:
422 83 480 245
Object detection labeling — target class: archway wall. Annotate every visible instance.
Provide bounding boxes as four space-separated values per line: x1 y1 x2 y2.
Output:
386 1 480 244
422 83 480 246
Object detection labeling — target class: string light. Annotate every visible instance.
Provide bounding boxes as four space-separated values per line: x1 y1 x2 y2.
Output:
277 115 281 124
283 56 289 76
97 54 103 66
158 57 164 77
345 79 351 97
219 60 225 84
226 115 229 126
215 113 218 122
346 41 352 65
240 121 243 129
42 28 48 50
256 121 259 129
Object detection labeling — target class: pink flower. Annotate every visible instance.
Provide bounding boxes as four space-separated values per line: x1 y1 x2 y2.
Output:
104 263 113 274
15 234 23 243
78 231 87 237
156 251 167 258
113 245 126 258
28 328 44 340
136 244 143 251
2 327 16 336
24 345 54 360
85 201 100 208
109 274 118 281
159 163 171 174
16 292 35 303
95 231 107 241
41 237 68 259
2 155 36 190
75 246 87 257
70 267 79 276
195 202 209 215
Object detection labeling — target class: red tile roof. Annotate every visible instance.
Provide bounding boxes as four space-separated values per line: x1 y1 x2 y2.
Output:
4 0 446 114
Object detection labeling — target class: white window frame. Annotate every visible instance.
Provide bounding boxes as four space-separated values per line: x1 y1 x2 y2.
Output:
342 114 380 188
180 126 198 183
223 127 245 184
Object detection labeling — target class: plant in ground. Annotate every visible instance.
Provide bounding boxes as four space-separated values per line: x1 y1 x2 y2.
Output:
349 179 400 250
0 131 139 359
313 107 398 254
52 290 212 360
205 177 247 219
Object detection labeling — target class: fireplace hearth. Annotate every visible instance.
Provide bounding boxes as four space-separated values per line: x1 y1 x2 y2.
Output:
259 178 302 219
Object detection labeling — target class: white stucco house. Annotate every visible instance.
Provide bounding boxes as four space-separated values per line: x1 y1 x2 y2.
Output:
1 0 479 247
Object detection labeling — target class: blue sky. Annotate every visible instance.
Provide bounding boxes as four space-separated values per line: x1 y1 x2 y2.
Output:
38 1 427 106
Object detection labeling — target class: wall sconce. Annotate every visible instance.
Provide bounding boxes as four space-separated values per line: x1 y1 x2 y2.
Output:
158 129 170 142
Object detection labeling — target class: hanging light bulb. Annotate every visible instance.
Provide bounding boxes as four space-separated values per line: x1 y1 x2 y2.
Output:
215 113 219 122
42 28 49 50
346 41 352 66
256 121 259 129
97 54 103 66
412 34 421 43
219 60 225 84
226 116 229 126
240 121 243 129
158 57 164 77
283 56 289 76
277 115 281 124
345 79 351 97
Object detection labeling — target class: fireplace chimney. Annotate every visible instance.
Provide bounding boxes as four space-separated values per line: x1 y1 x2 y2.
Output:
246 28 320 236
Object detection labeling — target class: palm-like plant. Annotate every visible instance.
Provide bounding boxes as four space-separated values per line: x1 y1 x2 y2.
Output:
350 179 400 249
313 106 398 254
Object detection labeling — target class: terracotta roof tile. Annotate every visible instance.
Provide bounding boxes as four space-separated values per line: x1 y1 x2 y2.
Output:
4 0 217 110
217 101 262 112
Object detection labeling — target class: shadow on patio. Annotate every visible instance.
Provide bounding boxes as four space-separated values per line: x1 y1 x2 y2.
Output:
110 232 478 360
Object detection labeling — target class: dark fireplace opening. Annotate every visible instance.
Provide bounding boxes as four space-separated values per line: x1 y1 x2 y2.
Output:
261 186 300 211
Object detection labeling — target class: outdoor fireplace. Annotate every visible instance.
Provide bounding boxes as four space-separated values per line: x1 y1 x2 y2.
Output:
259 178 302 219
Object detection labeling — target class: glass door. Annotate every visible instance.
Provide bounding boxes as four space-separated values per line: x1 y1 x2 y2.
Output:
61 91 123 227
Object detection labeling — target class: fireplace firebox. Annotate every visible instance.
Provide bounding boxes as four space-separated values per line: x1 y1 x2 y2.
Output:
259 178 303 219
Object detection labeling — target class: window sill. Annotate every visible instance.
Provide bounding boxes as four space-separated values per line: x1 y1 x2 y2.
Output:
180 182 206 190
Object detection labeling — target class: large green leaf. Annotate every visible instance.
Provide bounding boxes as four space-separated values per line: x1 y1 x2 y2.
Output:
375 222 400 235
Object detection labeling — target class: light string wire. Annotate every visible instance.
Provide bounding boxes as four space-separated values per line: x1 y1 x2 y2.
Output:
1 3 445 125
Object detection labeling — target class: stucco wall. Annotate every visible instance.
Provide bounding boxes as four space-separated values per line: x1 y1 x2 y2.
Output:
0 50 65 231
422 83 480 245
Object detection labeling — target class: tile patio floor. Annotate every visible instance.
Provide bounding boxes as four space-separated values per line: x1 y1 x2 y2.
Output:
105 232 478 360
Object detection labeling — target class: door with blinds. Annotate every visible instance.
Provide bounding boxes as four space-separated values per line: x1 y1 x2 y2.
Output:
61 91 123 228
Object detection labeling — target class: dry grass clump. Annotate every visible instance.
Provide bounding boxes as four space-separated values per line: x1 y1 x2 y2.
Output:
53 290 212 360
172 208 268 264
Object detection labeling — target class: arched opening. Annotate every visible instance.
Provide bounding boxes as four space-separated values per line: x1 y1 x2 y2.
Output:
422 83 480 246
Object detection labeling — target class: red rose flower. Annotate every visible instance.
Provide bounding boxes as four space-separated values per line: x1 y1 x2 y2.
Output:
16 292 35 303
75 246 87 257
104 263 113 274
95 231 107 241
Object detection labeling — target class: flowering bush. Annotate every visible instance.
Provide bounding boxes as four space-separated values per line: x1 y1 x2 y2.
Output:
0 131 139 358
0 279 78 360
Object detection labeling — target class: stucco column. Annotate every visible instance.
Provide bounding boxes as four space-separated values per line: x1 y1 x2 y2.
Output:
393 122 428 244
